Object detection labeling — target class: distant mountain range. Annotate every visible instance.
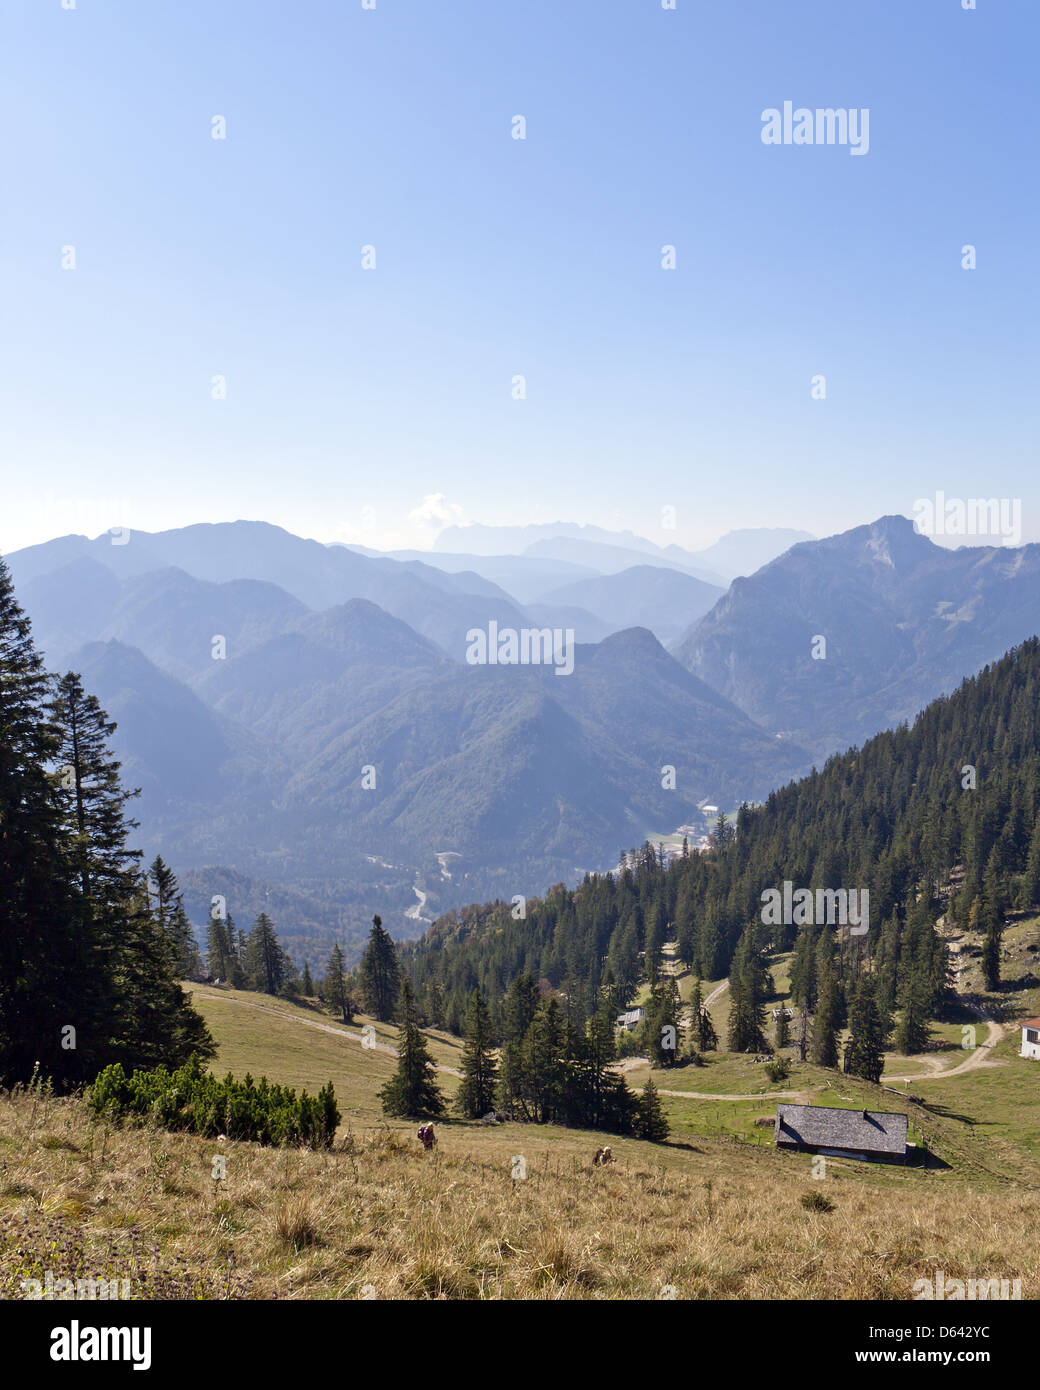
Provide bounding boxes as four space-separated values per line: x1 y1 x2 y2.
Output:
430 521 814 584
12 512 1038 962
5 521 808 960
674 515 1040 760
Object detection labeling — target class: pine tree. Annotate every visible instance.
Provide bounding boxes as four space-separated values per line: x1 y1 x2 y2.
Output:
322 943 352 1021
359 914 401 1022
634 1077 669 1143
244 913 287 995
727 924 767 1053
811 957 841 1068
646 977 682 1067
980 849 1004 991
301 961 314 997
456 989 498 1118
0 563 90 1084
148 857 202 980
894 962 932 1056
774 1006 790 1050
206 910 233 981
843 976 886 1084
520 997 566 1124
501 970 540 1116
379 981 445 1118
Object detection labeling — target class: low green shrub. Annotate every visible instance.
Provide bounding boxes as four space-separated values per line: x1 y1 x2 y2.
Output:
87 1056 339 1149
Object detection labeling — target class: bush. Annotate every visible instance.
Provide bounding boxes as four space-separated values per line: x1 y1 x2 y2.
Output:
800 1189 835 1212
764 1057 791 1083
87 1056 339 1149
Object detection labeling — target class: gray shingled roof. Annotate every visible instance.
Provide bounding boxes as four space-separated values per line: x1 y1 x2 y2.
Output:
774 1104 908 1155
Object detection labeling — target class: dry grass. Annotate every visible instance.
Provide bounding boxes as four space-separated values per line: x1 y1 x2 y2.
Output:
1 1086 1037 1300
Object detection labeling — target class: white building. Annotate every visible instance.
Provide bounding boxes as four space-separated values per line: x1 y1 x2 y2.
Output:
1021 1017 1040 1060
616 1008 644 1032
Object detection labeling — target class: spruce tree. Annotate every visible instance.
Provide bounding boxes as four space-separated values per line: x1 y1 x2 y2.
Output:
646 977 682 1067
206 910 233 981
148 857 202 980
359 914 402 1022
727 924 767 1053
0 563 89 1084
456 989 498 1118
811 957 841 1068
244 912 287 995
322 943 352 1021
843 976 886 1083
635 1077 669 1143
894 963 932 1056
520 997 566 1124
301 961 314 997
379 981 445 1118
501 970 540 1115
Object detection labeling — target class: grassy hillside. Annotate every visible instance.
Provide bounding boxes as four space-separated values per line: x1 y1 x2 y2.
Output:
2 980 1039 1299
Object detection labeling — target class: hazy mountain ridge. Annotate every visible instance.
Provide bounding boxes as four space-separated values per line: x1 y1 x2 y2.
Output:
675 515 1040 760
8 521 810 953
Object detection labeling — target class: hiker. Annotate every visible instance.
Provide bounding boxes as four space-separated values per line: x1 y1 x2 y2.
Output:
417 1123 437 1151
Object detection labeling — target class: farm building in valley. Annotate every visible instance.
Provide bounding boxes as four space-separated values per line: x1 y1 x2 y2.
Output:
1021 1017 1040 1059
774 1103 909 1165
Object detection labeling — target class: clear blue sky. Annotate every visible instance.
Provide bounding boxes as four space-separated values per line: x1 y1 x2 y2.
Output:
2 0 1037 555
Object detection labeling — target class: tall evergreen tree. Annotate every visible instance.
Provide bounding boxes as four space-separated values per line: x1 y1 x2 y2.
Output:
634 1077 669 1143
206 910 234 981
456 989 498 1118
244 913 287 995
843 976 886 1084
810 959 841 1068
322 943 352 1021
0 565 91 1084
359 914 402 1022
379 980 445 1118
727 924 768 1053
148 857 202 980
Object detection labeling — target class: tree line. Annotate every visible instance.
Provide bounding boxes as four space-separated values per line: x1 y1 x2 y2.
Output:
0 557 214 1087
402 638 1040 1071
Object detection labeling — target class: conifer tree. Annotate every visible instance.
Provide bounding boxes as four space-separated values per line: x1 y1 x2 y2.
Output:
646 976 682 1067
322 943 352 1021
894 963 932 1056
500 970 540 1113
635 1077 669 1143
244 913 287 995
379 980 445 1118
843 976 886 1083
206 910 234 981
0 564 90 1084
301 961 314 997
811 961 841 1068
727 924 767 1053
520 997 566 1124
359 914 402 1022
456 989 498 1118
980 849 1005 990
148 857 202 980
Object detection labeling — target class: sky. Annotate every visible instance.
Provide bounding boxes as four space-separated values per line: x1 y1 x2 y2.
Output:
2 0 1038 556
